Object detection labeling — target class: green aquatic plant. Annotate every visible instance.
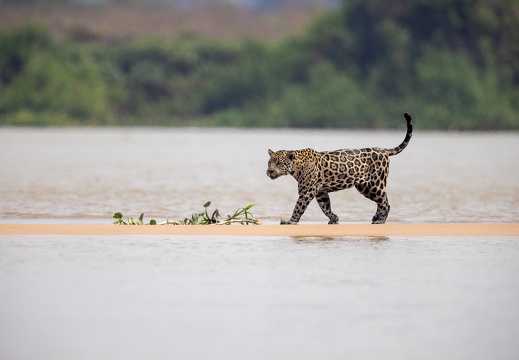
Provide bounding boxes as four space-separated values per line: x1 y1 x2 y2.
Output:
113 201 260 225
177 201 219 225
113 212 156 225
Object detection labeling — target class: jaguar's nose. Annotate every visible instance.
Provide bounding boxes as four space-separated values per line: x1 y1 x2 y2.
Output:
266 169 277 179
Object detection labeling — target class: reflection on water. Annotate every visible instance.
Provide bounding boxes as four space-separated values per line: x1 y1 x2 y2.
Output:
0 235 518 360
290 236 390 243
0 128 518 223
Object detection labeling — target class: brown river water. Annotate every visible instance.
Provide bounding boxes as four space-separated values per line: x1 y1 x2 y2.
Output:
0 128 518 223
1 128 518 360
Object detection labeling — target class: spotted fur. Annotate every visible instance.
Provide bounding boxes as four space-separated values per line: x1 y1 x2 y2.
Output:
266 113 413 224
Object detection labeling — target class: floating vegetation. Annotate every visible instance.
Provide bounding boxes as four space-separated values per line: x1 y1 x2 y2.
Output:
113 201 260 225
113 212 156 225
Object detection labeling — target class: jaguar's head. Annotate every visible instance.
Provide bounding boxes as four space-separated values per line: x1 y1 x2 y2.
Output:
266 149 294 180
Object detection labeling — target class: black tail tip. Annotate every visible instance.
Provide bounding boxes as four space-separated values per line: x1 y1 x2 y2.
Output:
404 112 412 122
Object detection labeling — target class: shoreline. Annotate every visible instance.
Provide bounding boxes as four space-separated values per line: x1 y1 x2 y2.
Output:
0 223 518 237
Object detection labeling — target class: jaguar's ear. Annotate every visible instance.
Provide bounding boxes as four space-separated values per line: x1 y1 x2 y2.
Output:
268 149 274 157
287 152 294 161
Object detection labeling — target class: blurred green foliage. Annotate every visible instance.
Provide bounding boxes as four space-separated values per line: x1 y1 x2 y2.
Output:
1 0 518 129
0 23 110 125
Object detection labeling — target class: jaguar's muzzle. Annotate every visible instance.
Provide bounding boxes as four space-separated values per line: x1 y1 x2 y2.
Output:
266 169 280 179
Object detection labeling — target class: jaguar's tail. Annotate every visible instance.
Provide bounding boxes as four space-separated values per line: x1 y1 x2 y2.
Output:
387 113 412 156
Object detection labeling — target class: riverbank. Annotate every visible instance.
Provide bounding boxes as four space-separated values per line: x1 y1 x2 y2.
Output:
1 224 518 237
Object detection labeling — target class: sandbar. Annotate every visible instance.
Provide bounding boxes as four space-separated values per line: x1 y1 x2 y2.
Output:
0 223 518 237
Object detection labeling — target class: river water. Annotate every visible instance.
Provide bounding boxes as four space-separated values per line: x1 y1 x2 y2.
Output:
1 128 518 360
1 128 518 223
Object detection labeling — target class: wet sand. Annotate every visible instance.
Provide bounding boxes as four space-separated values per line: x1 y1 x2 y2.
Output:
1 224 518 237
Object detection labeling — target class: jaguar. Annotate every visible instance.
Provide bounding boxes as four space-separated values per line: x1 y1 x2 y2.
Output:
266 113 412 224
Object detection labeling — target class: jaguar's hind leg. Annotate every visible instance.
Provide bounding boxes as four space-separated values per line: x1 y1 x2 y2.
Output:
355 183 390 224
316 191 339 224
372 197 390 224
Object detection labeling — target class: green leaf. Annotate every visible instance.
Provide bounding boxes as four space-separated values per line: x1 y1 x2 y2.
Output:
139 213 144 222
203 201 211 208
149 219 156 225
244 204 255 211
113 212 123 219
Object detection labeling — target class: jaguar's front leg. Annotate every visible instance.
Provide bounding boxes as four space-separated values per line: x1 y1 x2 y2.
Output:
281 192 315 225
316 191 339 224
